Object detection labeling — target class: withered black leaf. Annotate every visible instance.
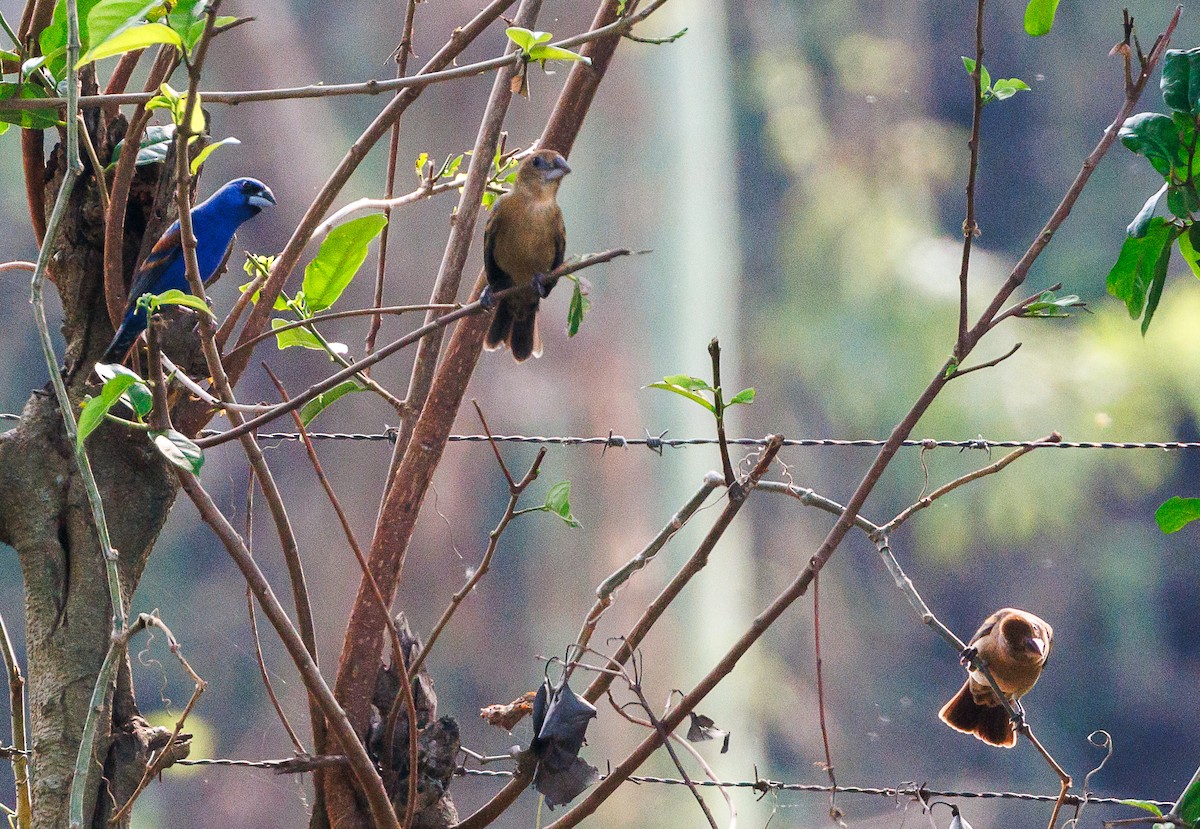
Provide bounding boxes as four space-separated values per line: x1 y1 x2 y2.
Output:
529 677 598 807
686 712 731 753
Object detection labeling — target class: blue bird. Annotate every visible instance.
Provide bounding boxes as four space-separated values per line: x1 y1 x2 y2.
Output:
101 177 276 364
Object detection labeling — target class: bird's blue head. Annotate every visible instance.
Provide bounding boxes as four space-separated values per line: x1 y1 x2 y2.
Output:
197 177 277 225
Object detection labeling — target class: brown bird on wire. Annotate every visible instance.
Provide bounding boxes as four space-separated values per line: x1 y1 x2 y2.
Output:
481 148 570 362
938 608 1053 748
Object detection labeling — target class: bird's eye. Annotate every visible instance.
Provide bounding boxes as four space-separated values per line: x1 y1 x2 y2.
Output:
531 156 545 169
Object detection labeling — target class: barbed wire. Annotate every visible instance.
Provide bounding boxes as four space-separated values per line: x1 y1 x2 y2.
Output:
172 757 1171 808
4 412 1199 453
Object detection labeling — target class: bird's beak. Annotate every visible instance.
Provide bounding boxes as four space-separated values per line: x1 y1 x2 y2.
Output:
545 158 571 182
249 186 277 210
1027 637 1046 657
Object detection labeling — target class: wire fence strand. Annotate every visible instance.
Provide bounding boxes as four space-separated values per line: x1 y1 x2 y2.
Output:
5 412 1199 453
171 758 1171 809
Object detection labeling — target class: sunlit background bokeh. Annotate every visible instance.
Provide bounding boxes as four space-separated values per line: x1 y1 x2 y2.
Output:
2 1 1199 827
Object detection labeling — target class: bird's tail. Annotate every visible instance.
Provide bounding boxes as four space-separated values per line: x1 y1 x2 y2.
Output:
486 296 542 362
100 312 143 366
938 681 1016 748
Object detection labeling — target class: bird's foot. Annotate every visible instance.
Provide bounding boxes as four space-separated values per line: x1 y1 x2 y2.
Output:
480 285 496 310
959 645 978 667
1010 699 1027 727
532 271 552 299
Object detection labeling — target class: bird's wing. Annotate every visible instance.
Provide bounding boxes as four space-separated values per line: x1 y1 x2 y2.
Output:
968 610 1003 647
483 200 513 289
551 207 565 272
127 221 184 303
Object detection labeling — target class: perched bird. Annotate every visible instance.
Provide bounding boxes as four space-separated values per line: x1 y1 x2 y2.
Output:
481 149 569 362
100 177 276 364
938 608 1053 748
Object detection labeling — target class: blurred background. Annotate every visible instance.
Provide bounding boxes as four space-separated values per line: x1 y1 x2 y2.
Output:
2 0 1200 826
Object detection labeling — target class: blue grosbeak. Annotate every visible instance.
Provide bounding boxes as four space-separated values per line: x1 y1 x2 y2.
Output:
938 608 1053 747
101 177 276 364
481 150 570 362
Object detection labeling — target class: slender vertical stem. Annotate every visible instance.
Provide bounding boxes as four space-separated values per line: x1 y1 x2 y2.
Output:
366 0 420 360
812 571 838 819
0 613 30 829
956 0 985 357
708 338 735 486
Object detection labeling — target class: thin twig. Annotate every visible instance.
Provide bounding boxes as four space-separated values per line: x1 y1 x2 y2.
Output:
0 612 30 829
708 338 736 488
241 470 307 755
472 400 514 489
949 342 1022 379
366 0 419 361
812 571 840 824
76 114 108 213
955 0 985 358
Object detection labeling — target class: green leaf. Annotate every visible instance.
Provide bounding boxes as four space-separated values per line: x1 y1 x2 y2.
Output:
648 381 716 413
1023 0 1060 36
566 277 590 337
662 374 711 391
1141 233 1173 335
189 135 239 174
0 49 20 63
39 0 105 79
961 56 991 97
150 428 204 473
145 82 203 133
1120 113 1183 179
299 379 368 427
302 213 388 313
77 22 182 67
1178 225 1200 279
505 26 552 55
414 151 428 175
1161 48 1200 116
991 78 1030 100
0 83 62 130
271 318 325 350
1021 291 1088 318
1118 801 1164 818
1177 771 1200 826
543 481 581 528
529 44 591 65
1129 184 1168 237
109 123 174 169
1156 496 1200 534
728 388 756 405
1106 217 1174 320
96 362 155 418
77 373 140 446
137 287 214 316
86 0 163 51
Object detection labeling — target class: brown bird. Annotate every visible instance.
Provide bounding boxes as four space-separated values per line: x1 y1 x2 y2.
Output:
938 608 1053 748
481 148 569 362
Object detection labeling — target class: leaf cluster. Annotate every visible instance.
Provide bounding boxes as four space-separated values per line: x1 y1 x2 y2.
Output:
1109 49 1200 335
